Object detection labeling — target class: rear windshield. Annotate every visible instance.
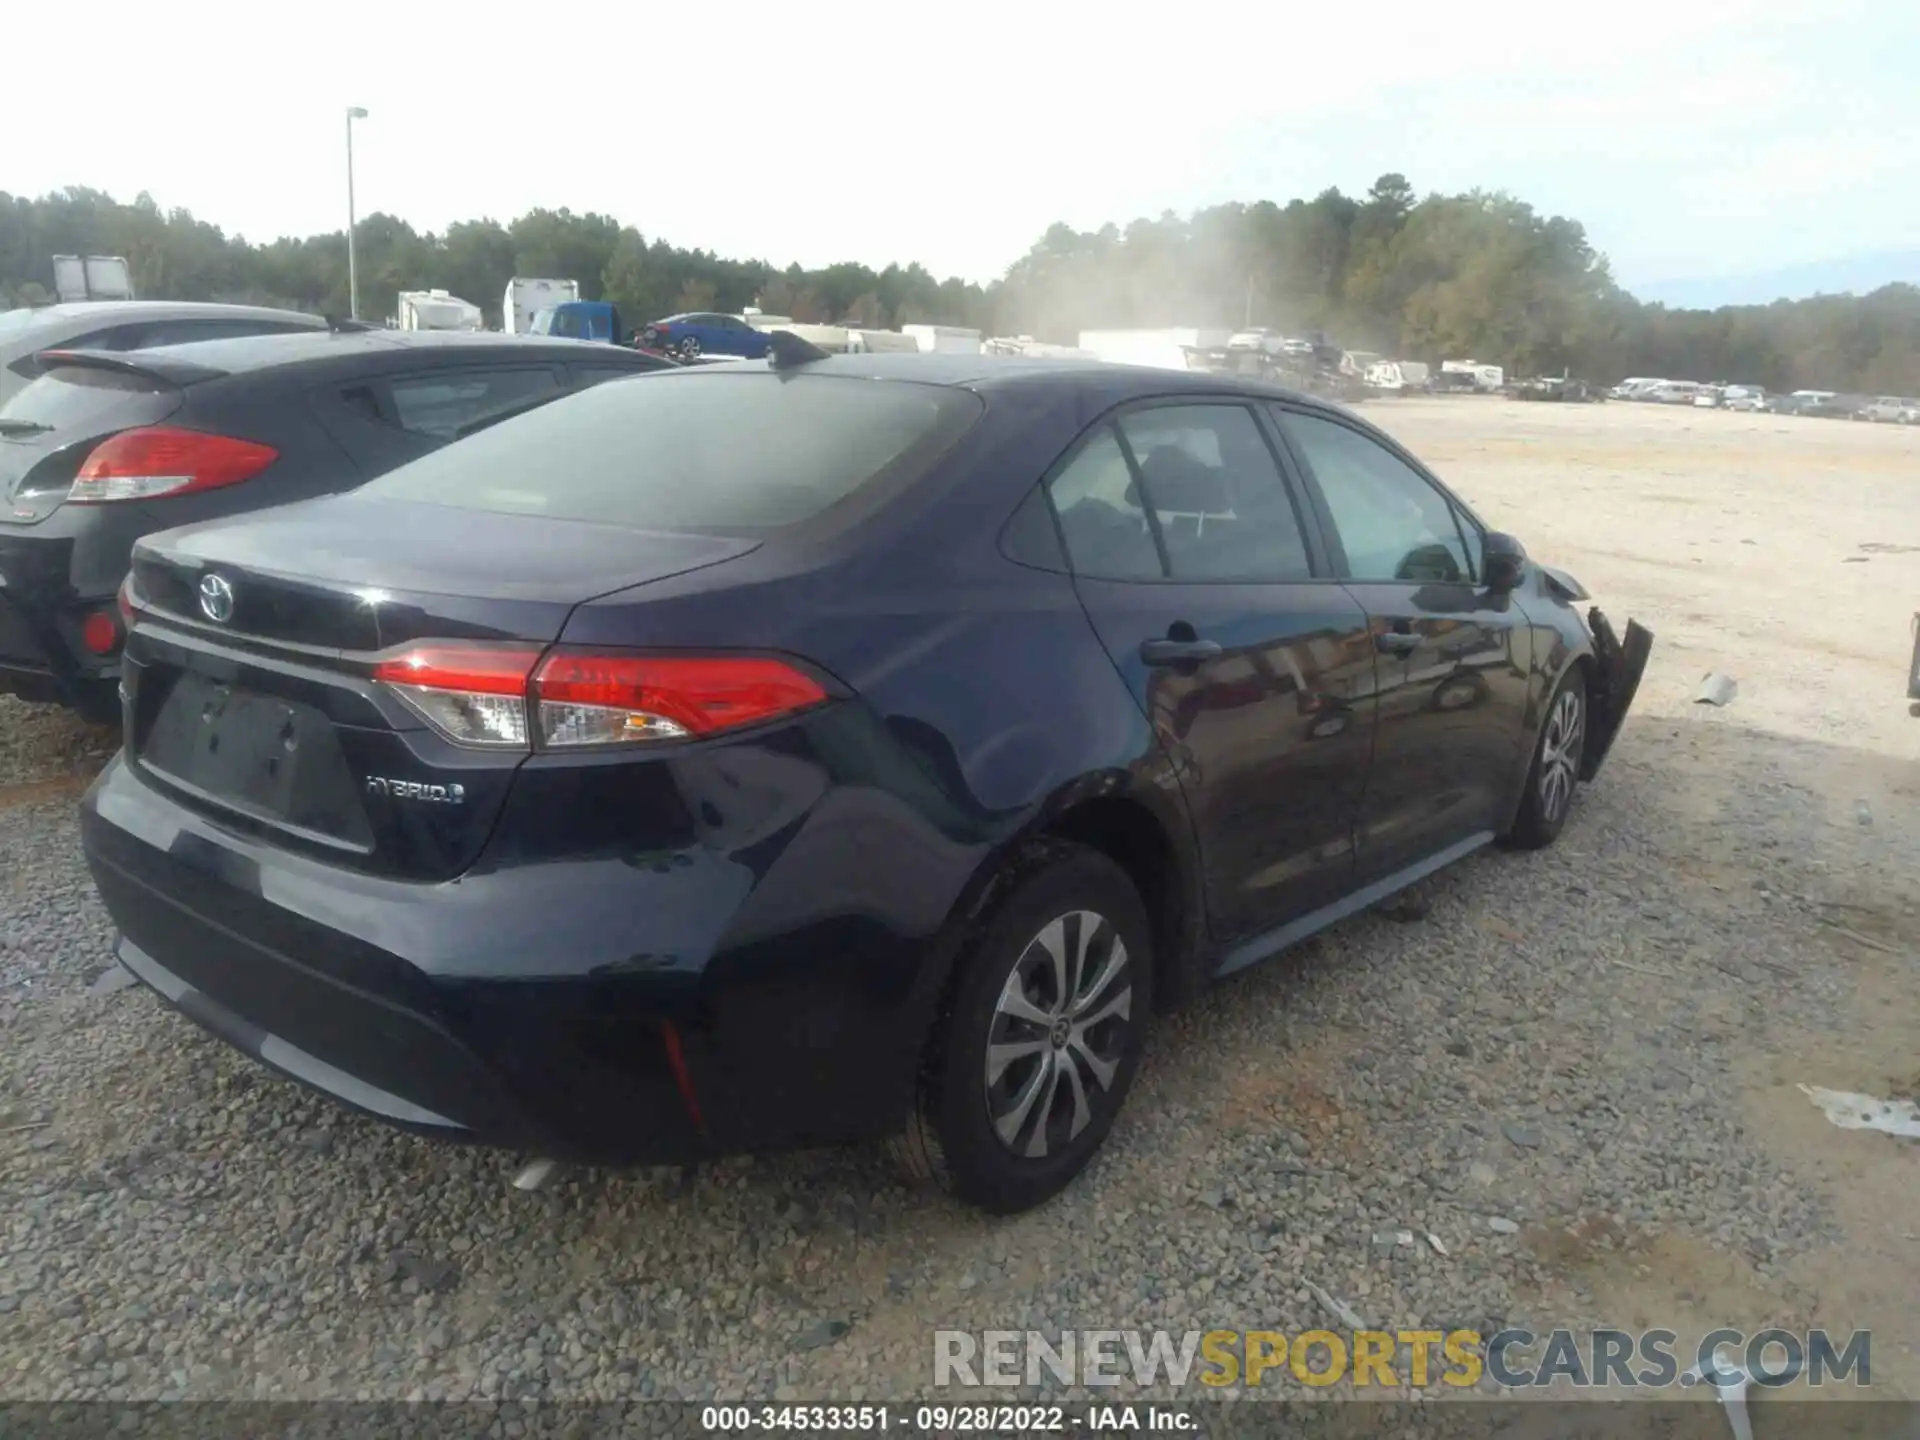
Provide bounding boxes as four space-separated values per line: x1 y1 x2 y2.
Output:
0 364 178 432
358 371 982 530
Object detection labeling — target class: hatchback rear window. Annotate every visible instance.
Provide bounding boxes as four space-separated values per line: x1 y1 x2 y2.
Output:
358 371 982 530
0 364 178 433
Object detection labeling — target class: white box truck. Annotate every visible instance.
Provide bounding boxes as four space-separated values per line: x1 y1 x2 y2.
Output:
1078 328 1232 371
396 290 483 332
52 255 134 302
503 277 580 335
900 324 983 354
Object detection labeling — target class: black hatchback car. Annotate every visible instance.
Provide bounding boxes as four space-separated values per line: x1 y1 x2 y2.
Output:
0 329 673 718
81 352 1650 1213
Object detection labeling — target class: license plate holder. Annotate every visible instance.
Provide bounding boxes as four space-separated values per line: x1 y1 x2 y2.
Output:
141 672 310 822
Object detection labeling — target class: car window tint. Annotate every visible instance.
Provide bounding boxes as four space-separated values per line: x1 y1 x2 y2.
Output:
359 372 980 530
1281 411 1476 583
1046 425 1162 580
386 368 561 441
1117 405 1312 582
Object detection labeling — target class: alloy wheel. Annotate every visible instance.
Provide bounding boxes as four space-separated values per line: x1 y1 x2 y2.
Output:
983 910 1134 1159
679 337 701 359
1538 687 1584 822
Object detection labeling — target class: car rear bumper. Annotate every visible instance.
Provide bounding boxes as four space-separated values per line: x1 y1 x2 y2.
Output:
0 511 136 715
80 740 976 1166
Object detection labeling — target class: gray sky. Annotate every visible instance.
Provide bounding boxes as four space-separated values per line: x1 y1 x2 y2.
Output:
8 0 1917 292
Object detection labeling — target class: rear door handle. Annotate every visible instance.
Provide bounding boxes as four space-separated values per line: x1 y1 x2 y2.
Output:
1141 638 1223 666
1375 630 1422 655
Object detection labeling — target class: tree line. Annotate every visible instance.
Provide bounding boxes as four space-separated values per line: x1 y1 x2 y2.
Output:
3 180 1915 393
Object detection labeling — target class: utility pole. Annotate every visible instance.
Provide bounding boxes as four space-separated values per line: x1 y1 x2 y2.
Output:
345 107 368 320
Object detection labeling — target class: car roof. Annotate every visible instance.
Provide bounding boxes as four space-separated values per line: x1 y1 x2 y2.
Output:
685 351 1329 408
5 300 322 327
56 328 662 381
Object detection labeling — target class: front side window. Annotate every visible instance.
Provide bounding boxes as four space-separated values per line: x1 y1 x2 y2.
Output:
1280 410 1478 584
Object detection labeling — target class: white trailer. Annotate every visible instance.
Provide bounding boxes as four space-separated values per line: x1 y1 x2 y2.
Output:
395 290 483 332
1078 327 1232 372
1365 360 1430 392
52 255 134 303
900 324 983 354
503 277 579 334
1441 359 1504 392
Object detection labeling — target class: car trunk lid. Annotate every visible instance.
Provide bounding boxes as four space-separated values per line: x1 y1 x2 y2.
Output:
124 495 760 881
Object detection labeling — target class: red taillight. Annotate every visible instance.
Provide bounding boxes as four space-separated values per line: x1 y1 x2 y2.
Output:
69 427 279 505
532 653 828 746
80 610 120 656
370 645 540 749
369 645 829 751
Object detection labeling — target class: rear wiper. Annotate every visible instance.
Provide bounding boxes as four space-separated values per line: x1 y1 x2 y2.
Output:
0 420 53 437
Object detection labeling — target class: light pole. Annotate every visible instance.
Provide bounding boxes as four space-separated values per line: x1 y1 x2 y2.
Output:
345 106 368 320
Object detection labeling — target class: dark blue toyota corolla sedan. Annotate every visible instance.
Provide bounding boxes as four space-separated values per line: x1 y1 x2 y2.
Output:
80 346 1650 1213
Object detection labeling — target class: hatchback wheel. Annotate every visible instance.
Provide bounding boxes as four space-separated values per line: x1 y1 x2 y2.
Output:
891 843 1153 1214
1504 670 1587 850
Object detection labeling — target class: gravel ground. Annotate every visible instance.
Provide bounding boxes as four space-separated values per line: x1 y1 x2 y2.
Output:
1 398 1916 1407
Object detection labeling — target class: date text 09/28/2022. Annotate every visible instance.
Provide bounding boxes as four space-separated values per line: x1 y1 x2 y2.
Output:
699 1405 1195 1432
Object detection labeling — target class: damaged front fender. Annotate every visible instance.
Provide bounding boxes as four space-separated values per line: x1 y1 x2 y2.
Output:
1581 607 1653 779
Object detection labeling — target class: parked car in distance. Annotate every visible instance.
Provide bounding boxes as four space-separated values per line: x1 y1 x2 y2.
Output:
1768 389 1835 416
1858 396 1916 424
1691 386 1724 408
1609 377 1666 400
1647 381 1704 405
0 301 327 406
83 352 1652 1214
1811 393 1869 419
639 312 773 361
0 330 673 718
1720 385 1768 412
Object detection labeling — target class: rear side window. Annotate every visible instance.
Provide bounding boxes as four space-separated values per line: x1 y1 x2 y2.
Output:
1047 427 1162 580
358 372 982 530
133 318 314 347
385 368 561 441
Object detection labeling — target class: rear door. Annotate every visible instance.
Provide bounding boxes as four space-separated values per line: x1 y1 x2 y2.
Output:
315 362 566 472
1050 398 1377 943
1273 406 1531 882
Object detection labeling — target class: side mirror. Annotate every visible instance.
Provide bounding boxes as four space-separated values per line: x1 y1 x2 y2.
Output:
1482 531 1528 591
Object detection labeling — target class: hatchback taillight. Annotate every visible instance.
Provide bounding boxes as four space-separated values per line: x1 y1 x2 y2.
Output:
369 645 829 751
69 427 279 504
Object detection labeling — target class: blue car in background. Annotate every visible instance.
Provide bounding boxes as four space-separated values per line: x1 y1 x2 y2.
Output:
641 312 771 361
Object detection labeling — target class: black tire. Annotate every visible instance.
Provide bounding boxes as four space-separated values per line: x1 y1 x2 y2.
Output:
1503 667 1588 850
890 842 1154 1214
677 336 701 360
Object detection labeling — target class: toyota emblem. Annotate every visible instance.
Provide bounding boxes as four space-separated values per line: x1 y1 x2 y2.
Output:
198 573 235 624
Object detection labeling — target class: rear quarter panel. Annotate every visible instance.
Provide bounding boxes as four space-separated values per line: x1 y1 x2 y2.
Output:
549 379 1204 1142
